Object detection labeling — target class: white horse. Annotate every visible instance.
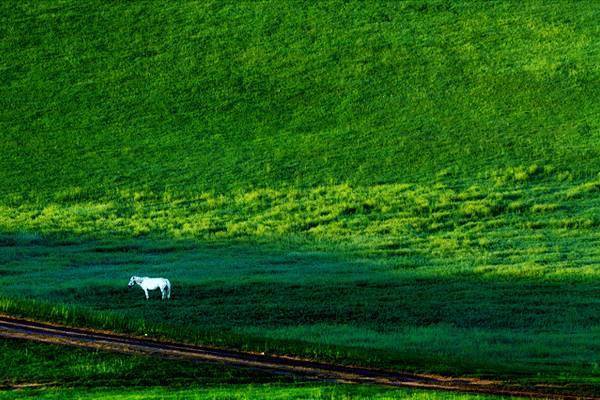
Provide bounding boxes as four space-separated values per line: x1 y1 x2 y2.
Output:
128 276 171 300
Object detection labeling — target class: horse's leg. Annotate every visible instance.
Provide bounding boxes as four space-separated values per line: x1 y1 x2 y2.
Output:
160 287 165 300
144 289 149 300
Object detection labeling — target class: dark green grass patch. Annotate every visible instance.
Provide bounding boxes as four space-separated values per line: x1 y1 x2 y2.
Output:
0 339 518 399
0 386 519 400
1 228 598 388
0 339 293 388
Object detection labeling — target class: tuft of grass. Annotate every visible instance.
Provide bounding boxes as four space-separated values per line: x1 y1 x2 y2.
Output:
530 203 559 213
564 177 600 199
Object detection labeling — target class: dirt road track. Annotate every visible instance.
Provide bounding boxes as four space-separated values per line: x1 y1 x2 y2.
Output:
0 314 596 399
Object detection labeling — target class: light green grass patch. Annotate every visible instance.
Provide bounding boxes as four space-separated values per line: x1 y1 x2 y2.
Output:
0 386 521 400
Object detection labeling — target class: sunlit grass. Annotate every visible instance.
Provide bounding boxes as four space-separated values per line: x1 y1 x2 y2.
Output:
1 171 600 387
1 170 600 386
0 386 521 400
1 0 600 395
1 169 600 282
1 1 599 197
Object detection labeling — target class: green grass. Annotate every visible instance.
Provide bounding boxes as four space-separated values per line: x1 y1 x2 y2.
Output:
1 0 600 396
1 173 600 388
0 339 517 400
1 1 599 198
0 386 517 400
0 339 293 388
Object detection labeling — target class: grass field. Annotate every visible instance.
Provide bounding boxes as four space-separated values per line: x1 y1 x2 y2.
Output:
0 339 515 400
0 338 293 388
1 169 599 387
0 387 516 400
1 0 600 397
1 1 599 198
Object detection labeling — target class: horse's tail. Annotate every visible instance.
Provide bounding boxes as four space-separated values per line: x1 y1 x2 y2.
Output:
166 279 171 299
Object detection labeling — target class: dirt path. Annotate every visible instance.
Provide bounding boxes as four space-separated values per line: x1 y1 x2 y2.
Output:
0 314 595 399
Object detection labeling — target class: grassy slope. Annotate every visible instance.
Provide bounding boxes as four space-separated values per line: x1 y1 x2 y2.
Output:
1 179 599 385
0 338 293 388
1 1 599 198
1 0 600 392
0 339 513 400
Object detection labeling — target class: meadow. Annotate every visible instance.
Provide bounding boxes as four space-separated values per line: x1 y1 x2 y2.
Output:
1 1 599 198
0 338 520 400
0 386 517 400
1 0 599 397
1 168 599 390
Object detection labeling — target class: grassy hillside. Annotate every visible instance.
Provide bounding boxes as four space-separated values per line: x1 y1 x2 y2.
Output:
2 339 498 400
0 338 293 388
2 170 600 386
1 0 600 394
1 0 599 198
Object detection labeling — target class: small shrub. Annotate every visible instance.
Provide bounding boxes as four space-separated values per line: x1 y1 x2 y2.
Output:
460 201 491 218
507 200 527 213
556 171 573 182
430 236 459 255
412 195 431 215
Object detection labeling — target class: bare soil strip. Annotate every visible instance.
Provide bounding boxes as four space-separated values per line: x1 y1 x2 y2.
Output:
0 314 595 399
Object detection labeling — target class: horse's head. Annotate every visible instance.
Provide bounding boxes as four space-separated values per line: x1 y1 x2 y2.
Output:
128 276 137 288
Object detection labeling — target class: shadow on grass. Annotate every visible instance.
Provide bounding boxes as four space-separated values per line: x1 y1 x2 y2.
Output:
1 232 599 386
